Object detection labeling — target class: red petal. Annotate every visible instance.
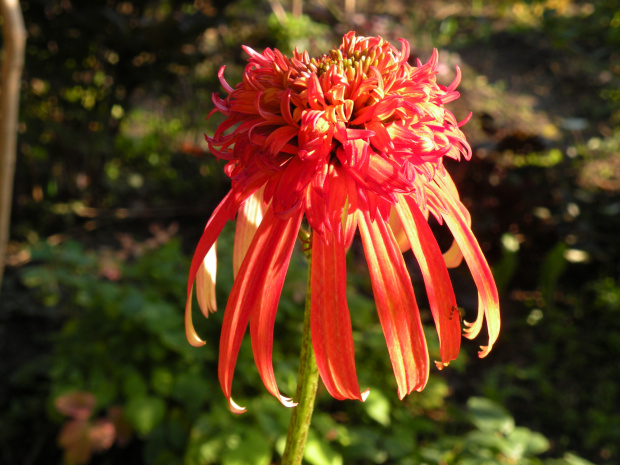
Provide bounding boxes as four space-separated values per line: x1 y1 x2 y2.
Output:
233 187 266 277
443 240 464 268
311 228 365 401
388 206 410 253
273 156 321 216
185 191 237 347
185 178 266 347
358 211 429 398
196 242 217 316
430 175 500 357
397 194 461 366
219 207 304 412
217 65 234 94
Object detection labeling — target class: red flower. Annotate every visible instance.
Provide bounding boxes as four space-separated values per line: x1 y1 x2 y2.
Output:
185 32 500 413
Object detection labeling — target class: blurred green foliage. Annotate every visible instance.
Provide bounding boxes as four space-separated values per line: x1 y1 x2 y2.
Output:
10 232 599 465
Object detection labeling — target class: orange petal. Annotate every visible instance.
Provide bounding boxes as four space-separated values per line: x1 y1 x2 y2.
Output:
439 175 469 268
430 175 500 357
358 210 429 398
196 242 217 317
233 187 266 277
311 228 364 401
185 191 236 347
185 178 266 347
443 240 464 268
396 194 461 365
388 205 410 253
219 207 304 412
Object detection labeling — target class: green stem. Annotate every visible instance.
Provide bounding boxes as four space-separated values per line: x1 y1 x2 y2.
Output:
281 232 319 465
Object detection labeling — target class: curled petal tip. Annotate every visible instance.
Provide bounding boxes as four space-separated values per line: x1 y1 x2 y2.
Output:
187 332 206 348
434 361 449 371
361 389 370 402
478 345 492 358
462 320 479 340
280 396 298 408
458 111 473 128
462 319 476 330
185 299 206 347
229 398 247 414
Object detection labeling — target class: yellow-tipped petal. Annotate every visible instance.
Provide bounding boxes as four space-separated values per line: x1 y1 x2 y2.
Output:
184 290 206 347
443 240 464 268
196 242 217 316
388 205 410 253
228 397 246 415
233 187 266 278
279 396 298 408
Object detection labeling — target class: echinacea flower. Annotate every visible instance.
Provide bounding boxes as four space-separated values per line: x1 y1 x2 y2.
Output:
185 32 500 413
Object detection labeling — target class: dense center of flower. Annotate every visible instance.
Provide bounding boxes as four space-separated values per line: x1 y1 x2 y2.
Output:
309 38 398 80
207 32 470 218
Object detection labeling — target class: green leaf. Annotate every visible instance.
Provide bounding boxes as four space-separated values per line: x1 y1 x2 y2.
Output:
171 371 210 412
465 430 509 453
467 397 515 434
303 430 343 465
364 389 391 426
506 427 550 457
545 453 598 465
123 369 148 398
151 367 174 397
125 396 166 436
222 429 271 465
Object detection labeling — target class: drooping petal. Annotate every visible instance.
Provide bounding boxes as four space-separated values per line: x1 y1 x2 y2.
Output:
429 175 500 357
233 186 266 277
388 206 410 253
219 207 304 413
437 173 468 268
358 210 429 398
396 194 461 366
185 176 266 347
443 240 464 268
185 191 236 347
196 242 217 316
311 228 366 401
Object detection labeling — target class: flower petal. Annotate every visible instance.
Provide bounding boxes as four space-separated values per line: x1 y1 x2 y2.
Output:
185 178 266 347
185 191 236 347
311 228 365 401
233 186 266 277
430 174 500 357
196 242 217 316
396 194 461 366
219 207 304 412
358 210 429 398
443 240 464 268
388 206 410 253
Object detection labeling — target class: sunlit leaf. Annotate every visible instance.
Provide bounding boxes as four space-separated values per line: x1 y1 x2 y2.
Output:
364 388 391 426
467 397 514 434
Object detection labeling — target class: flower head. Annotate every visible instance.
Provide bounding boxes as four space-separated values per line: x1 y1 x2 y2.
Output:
186 32 500 413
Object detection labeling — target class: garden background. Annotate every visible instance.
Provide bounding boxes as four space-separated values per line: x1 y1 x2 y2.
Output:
1 0 619 464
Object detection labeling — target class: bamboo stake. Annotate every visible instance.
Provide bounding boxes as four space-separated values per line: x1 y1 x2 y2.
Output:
0 0 26 294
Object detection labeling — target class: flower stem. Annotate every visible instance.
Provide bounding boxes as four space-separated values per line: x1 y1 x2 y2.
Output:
281 232 319 465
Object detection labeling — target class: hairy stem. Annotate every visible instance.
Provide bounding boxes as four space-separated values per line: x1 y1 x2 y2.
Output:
281 232 319 465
